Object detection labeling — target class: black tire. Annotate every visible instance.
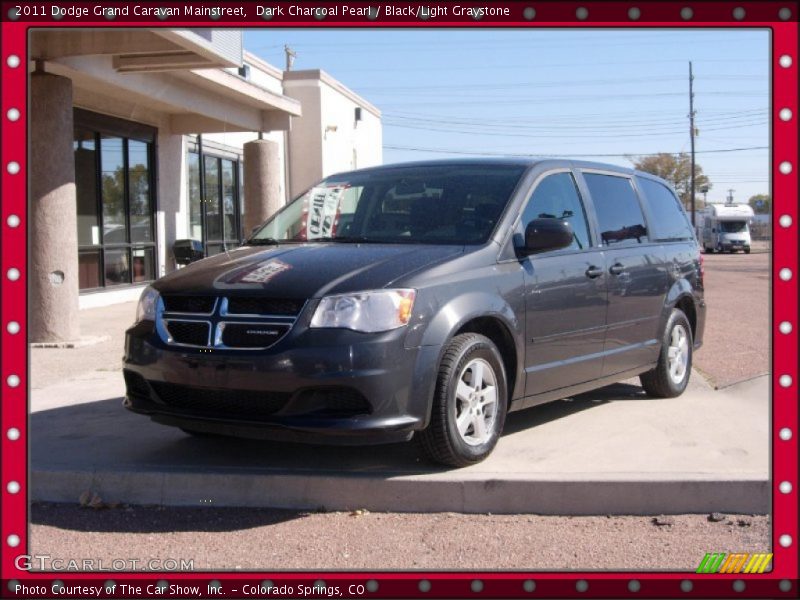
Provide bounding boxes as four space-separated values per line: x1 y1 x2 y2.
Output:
419 333 508 467
640 309 693 398
745 247 751 254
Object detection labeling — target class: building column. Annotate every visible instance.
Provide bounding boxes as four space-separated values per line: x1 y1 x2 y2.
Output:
243 139 281 236
29 72 80 343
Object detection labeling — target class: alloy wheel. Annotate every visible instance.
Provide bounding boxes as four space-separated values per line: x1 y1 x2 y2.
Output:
454 358 498 446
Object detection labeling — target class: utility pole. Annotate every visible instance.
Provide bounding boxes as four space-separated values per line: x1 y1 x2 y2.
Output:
689 61 696 226
284 45 296 71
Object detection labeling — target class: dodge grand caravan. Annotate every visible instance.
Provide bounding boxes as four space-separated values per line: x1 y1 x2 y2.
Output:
124 159 705 467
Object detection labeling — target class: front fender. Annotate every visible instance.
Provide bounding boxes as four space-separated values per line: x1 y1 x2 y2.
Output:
411 291 522 348
405 289 525 401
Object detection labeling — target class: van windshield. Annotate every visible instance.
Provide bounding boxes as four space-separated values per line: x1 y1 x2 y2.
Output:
718 220 749 233
249 165 526 245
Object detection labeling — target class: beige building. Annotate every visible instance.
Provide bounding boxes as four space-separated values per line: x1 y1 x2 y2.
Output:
28 29 382 342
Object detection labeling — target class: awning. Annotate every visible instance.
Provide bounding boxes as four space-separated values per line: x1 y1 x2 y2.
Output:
31 29 301 133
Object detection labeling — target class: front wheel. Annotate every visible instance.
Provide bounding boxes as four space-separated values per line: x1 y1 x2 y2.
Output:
640 309 693 398
419 333 508 467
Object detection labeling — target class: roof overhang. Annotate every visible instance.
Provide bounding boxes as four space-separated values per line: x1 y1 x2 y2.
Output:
30 29 242 73
43 54 301 133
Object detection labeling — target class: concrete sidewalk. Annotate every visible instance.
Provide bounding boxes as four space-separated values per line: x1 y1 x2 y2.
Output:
30 369 769 515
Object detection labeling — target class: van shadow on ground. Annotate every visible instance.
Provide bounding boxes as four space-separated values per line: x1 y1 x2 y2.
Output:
31 381 661 478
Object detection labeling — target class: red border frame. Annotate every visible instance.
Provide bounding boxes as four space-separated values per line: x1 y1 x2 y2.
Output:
1 2 797 598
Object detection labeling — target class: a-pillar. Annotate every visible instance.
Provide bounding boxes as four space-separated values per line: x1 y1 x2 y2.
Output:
29 71 80 343
242 139 282 236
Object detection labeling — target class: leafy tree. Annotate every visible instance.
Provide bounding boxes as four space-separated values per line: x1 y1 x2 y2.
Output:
748 194 770 214
630 153 711 210
101 164 151 242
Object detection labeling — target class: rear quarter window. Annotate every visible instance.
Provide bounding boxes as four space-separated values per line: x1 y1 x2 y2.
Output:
583 173 648 247
636 177 695 241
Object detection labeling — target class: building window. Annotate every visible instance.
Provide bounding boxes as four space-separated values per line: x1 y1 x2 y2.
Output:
186 138 243 256
74 109 156 291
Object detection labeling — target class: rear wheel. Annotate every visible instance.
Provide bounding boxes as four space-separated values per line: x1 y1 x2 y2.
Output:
419 333 507 467
640 309 693 398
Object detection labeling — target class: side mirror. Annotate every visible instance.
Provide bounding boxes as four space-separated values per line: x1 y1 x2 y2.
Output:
172 239 205 266
521 219 573 255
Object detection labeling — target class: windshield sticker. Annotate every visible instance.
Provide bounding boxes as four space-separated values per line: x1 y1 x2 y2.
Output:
307 186 345 239
237 259 292 284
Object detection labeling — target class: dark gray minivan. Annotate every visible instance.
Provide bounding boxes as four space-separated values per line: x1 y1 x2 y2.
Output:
124 159 705 467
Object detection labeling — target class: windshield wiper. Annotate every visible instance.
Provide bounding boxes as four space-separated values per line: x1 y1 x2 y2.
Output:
245 237 281 246
312 236 377 243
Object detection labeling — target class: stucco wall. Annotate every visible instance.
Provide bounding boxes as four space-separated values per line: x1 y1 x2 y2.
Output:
319 80 382 176
284 81 324 198
284 71 382 197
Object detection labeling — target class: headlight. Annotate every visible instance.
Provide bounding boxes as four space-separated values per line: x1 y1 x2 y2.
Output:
310 289 416 333
135 286 160 323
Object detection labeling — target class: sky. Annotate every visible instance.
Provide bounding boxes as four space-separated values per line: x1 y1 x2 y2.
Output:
244 28 770 204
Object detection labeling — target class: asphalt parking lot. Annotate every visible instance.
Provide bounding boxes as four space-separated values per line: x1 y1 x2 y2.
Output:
693 245 770 388
28 246 773 570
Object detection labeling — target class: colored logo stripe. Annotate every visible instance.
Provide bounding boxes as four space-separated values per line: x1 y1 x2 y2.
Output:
744 553 773 574
721 554 749 573
697 552 773 574
697 553 726 573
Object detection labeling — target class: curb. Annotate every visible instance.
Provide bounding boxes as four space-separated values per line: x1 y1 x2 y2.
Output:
32 469 769 515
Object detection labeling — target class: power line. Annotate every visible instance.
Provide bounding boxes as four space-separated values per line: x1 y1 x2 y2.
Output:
382 113 768 133
379 91 767 107
355 75 764 93
251 36 766 56
250 33 763 50
385 107 767 125
248 52 766 73
382 119 768 139
382 145 769 158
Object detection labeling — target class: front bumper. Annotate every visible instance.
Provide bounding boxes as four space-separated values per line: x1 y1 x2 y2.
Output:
123 321 441 445
718 241 749 251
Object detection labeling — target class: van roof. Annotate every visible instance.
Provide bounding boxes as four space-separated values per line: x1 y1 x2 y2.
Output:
330 157 660 182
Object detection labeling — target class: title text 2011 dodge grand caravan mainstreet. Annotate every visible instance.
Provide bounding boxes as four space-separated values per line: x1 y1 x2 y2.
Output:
124 159 705 467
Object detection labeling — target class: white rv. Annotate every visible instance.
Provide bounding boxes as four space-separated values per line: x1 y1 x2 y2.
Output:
698 203 754 254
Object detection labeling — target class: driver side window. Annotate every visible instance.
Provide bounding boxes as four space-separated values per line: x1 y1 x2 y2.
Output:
520 172 591 251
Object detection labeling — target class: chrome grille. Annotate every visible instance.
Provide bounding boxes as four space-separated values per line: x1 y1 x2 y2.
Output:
162 295 216 314
157 295 301 350
225 297 304 317
219 323 291 349
164 320 210 347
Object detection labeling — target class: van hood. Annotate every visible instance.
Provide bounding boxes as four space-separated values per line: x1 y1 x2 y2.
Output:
154 243 465 298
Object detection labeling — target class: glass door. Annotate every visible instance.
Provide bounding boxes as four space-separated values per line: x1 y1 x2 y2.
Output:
187 146 243 257
74 110 156 291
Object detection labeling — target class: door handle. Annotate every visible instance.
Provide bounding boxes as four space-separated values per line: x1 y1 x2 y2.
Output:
609 263 625 275
585 266 604 278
